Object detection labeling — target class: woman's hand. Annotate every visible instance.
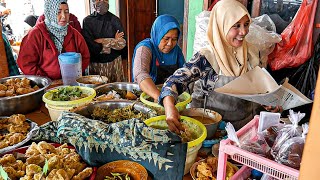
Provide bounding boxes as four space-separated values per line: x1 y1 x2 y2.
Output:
94 38 103 44
263 105 283 113
115 30 124 39
163 96 184 134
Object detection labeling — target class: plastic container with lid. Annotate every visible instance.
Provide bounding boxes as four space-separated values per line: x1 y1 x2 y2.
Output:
58 52 82 85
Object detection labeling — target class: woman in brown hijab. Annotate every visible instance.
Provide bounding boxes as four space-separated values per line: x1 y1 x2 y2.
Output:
159 0 280 133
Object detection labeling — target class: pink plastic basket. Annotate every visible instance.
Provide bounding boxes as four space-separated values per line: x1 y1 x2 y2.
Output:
217 115 299 180
231 166 251 180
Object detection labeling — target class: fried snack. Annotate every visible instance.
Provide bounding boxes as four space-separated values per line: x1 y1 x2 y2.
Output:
206 156 218 172
0 90 5 97
7 142 93 180
64 153 87 174
26 154 46 167
196 162 213 178
0 141 9 149
7 160 25 172
71 167 93 180
0 78 39 98
25 142 40 157
66 168 76 179
0 154 16 164
37 141 56 154
125 90 138 100
8 114 26 125
20 175 35 180
3 166 25 180
25 164 42 176
48 155 63 170
5 89 14 96
46 169 70 180
33 173 44 180
8 133 26 145
0 84 7 91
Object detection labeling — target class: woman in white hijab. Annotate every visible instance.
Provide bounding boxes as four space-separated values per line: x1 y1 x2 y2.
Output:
159 0 280 133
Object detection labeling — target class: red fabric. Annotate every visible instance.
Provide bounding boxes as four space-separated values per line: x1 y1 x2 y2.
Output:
37 13 82 33
17 22 90 80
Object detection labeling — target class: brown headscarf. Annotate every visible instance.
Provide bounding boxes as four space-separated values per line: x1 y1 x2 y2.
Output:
201 0 259 76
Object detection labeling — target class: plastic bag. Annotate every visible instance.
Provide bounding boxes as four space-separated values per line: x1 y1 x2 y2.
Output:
271 110 305 158
226 123 270 157
245 14 282 56
193 11 211 55
275 124 308 169
289 34 320 99
268 0 319 70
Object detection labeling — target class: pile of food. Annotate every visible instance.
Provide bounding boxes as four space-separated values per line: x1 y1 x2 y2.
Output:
105 172 131 180
48 86 88 101
0 141 93 180
91 105 149 123
0 114 30 149
0 78 40 97
95 88 141 101
193 157 237 180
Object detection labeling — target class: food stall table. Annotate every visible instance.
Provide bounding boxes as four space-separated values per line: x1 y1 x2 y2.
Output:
25 101 195 180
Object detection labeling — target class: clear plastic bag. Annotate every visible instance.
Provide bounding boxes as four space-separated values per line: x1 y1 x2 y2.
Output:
275 124 308 169
226 123 270 157
193 11 211 55
271 110 305 158
246 14 282 66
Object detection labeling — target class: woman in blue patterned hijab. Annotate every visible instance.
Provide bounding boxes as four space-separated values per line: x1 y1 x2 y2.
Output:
44 0 69 53
132 14 185 102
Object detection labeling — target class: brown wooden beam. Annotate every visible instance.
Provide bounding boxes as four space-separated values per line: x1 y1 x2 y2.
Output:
251 0 261 18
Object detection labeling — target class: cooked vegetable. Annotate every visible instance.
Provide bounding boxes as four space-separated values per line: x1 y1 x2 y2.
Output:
105 172 130 180
50 87 88 101
91 105 149 123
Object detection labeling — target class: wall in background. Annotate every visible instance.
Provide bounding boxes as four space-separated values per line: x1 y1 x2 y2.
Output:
158 0 184 24
187 1 203 61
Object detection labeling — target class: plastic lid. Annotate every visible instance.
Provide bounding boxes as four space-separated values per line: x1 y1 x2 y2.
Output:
58 52 81 64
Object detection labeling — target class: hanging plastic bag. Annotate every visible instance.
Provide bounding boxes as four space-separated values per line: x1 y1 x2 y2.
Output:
271 110 305 158
275 124 308 169
193 11 211 55
289 34 320 99
246 14 282 56
268 0 319 71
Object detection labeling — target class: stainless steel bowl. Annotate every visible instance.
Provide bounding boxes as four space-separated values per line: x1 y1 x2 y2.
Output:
76 75 108 88
180 108 222 140
94 82 141 99
72 100 157 120
0 75 52 116
95 82 140 93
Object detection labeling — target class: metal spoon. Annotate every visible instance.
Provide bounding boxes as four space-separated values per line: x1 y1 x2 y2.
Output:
202 94 207 122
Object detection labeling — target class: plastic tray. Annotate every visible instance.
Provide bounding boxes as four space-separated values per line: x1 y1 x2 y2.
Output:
217 115 299 180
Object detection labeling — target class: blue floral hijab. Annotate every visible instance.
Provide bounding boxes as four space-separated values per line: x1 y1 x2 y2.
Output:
132 14 185 82
44 0 68 53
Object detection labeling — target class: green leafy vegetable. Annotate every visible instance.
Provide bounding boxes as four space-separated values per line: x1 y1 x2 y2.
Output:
0 166 8 180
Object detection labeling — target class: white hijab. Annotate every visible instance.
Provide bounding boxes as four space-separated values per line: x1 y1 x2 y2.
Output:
201 0 260 76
